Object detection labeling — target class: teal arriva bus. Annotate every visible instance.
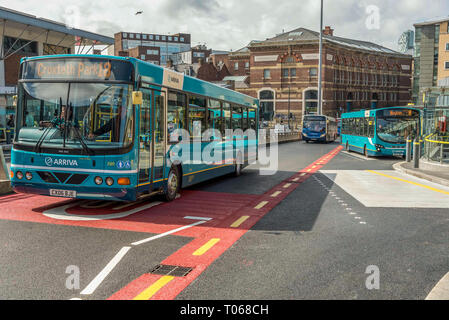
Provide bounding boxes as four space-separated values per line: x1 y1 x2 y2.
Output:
341 107 420 157
302 115 338 143
11 55 259 201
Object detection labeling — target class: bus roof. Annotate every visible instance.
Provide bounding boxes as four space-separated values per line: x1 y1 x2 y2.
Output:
20 54 259 109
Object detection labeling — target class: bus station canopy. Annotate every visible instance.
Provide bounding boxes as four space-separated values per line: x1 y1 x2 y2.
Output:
0 6 114 60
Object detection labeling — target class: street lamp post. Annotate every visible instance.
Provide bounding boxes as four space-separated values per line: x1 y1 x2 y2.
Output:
318 0 323 115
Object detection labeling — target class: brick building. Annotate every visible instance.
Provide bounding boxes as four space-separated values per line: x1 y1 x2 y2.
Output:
233 27 413 125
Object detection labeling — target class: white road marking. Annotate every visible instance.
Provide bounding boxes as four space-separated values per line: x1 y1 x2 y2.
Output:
184 216 212 221
43 201 163 221
132 221 207 246
426 271 449 300
340 151 374 161
320 170 449 208
81 246 131 295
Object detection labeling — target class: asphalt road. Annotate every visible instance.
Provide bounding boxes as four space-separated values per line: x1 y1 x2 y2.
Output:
0 141 448 300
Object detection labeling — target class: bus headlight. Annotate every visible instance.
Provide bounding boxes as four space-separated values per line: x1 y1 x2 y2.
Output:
16 171 23 180
320 134 326 138
94 176 103 185
25 172 33 180
106 177 114 186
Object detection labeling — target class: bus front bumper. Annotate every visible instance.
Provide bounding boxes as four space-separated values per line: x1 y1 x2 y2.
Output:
11 181 137 202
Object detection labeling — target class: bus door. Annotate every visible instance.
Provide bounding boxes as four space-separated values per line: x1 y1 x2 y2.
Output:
152 90 167 184
138 88 166 191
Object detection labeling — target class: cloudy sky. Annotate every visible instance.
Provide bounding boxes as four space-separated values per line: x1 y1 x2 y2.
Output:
2 0 449 52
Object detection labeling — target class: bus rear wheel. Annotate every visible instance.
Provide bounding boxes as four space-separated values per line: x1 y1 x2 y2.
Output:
164 166 180 202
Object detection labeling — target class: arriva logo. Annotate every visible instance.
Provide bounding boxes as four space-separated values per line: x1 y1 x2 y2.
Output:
45 157 78 167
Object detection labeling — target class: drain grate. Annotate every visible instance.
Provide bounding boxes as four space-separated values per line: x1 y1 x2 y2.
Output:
149 265 193 277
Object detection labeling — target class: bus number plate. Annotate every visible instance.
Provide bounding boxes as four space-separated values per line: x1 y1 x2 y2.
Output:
50 189 77 198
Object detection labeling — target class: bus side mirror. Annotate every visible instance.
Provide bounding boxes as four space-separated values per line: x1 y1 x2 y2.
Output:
132 91 143 105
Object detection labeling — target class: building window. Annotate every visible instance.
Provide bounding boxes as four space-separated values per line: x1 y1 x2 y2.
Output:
180 37 184 42
136 34 141 39
259 90 275 121
282 68 289 78
245 62 250 69
234 62 239 70
446 43 449 51
129 34 134 39
142 34 147 40
122 33 128 38
290 68 296 77
149 35 154 40
140 55 146 60
309 68 318 77
263 69 271 79
162 36 166 41
174 37 178 41
445 61 449 70
304 89 318 115
156 35 160 40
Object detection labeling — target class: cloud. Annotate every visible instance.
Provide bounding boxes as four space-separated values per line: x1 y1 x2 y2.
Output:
1 0 448 52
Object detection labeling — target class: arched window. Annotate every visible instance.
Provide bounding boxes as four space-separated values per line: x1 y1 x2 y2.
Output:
259 89 275 121
304 89 318 115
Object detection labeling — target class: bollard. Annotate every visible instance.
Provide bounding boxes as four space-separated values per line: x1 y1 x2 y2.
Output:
405 136 412 162
413 138 420 169
0 146 9 181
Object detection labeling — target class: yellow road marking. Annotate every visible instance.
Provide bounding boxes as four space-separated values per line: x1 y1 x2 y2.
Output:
271 191 282 197
193 238 220 256
231 216 250 228
283 183 292 188
133 276 174 300
300 173 307 176
254 201 269 209
307 169 312 172
366 170 449 196
292 178 300 182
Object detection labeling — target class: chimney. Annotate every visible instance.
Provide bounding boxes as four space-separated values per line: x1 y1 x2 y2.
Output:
323 26 334 36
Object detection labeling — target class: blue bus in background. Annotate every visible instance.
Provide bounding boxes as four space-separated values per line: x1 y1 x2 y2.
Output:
11 55 258 202
341 107 420 157
302 115 338 143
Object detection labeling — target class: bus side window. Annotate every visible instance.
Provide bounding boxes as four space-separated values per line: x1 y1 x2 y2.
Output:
189 95 206 139
208 99 222 138
167 91 186 143
249 108 256 131
232 105 242 130
242 107 248 131
223 102 231 137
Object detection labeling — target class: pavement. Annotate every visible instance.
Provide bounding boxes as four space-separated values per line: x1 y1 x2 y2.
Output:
394 161 449 188
0 141 448 300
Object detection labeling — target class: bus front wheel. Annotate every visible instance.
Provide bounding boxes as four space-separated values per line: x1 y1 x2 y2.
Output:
164 166 180 202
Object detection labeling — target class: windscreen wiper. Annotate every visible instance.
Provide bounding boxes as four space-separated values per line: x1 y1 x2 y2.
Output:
68 121 95 156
